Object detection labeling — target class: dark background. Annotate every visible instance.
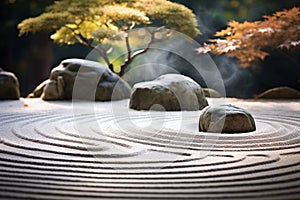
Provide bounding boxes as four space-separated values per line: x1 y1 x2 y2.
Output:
0 0 299 97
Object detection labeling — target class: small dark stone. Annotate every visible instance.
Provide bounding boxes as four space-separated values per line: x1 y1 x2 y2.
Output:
0 68 20 100
42 76 65 100
199 104 256 133
203 88 223 98
256 87 300 99
27 79 50 98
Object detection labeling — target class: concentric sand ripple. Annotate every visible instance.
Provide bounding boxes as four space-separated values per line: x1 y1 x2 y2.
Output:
0 98 299 199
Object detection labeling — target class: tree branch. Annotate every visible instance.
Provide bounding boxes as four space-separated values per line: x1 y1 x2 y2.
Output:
119 29 155 76
124 33 131 60
77 34 113 71
123 22 136 70
64 25 113 71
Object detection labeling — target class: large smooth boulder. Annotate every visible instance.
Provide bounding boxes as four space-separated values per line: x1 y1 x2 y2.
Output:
199 104 256 133
0 68 20 100
130 74 208 111
28 59 131 101
256 87 300 99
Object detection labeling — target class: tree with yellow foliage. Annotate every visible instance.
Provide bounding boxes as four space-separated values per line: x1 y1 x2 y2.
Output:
196 7 300 68
18 0 199 76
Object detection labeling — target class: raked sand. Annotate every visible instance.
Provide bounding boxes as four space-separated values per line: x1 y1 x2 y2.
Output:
0 98 300 199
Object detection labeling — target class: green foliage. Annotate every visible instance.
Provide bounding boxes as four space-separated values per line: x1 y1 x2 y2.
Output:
17 0 200 40
18 12 72 35
18 0 199 75
133 0 200 37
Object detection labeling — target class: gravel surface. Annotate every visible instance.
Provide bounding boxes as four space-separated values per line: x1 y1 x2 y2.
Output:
0 98 299 199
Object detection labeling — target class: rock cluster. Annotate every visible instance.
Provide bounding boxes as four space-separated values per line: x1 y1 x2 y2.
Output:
130 74 208 111
0 68 20 100
28 59 131 101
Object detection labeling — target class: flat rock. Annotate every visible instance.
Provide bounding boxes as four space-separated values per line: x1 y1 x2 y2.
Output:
41 76 65 100
27 79 50 98
130 74 208 111
29 59 131 101
199 104 256 133
256 87 300 99
203 88 223 98
0 68 20 100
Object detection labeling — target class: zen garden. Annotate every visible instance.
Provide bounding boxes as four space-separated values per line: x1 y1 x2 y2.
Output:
0 0 299 199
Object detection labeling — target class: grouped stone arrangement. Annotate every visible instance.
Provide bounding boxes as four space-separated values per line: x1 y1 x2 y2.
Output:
28 59 131 101
128 73 255 133
0 68 20 100
2 58 258 133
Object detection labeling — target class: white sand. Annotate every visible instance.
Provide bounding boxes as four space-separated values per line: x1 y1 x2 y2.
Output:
0 98 299 199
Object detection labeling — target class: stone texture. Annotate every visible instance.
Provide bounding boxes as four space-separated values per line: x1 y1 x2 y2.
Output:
130 74 208 111
203 88 223 98
28 59 131 101
256 87 300 99
0 68 20 100
41 76 64 100
27 79 50 98
199 104 256 133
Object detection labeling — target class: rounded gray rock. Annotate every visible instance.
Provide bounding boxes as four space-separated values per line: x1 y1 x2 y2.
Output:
0 68 20 100
199 104 256 133
130 74 208 111
30 59 131 101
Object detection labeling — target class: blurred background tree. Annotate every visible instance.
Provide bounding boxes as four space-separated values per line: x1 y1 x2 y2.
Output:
176 0 300 97
18 0 199 76
0 0 90 95
1 0 299 97
196 7 299 67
